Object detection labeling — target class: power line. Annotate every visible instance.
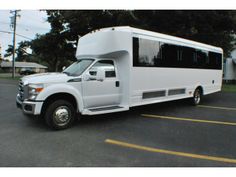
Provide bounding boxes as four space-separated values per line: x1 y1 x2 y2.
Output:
0 21 50 31
0 30 33 40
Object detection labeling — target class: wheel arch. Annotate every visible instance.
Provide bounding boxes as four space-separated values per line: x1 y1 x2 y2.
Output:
37 83 84 114
41 92 81 116
195 85 204 95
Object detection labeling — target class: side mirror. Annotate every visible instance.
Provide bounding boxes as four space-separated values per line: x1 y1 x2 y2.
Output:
83 72 96 81
83 73 91 81
62 66 66 71
96 68 105 82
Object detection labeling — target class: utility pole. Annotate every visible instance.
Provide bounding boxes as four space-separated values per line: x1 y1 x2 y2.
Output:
0 44 2 60
10 10 20 78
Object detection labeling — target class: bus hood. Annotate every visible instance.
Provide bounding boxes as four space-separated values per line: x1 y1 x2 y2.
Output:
21 72 71 85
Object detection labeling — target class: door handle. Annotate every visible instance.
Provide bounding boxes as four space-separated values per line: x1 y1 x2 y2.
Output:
115 81 120 87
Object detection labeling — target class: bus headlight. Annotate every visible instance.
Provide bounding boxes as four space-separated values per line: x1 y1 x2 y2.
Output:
28 84 44 100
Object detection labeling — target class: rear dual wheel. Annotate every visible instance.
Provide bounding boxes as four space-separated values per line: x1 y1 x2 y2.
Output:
191 88 202 106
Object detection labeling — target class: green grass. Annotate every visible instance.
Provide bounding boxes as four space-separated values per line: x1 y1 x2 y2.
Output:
222 84 236 93
0 76 22 80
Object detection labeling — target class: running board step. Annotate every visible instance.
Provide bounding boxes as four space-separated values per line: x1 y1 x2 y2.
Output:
89 106 123 112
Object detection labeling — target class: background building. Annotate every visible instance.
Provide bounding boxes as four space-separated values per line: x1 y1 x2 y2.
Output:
224 47 236 83
0 44 2 60
0 61 47 73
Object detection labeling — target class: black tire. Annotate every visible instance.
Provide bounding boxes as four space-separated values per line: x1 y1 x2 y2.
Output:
191 88 202 106
45 99 76 130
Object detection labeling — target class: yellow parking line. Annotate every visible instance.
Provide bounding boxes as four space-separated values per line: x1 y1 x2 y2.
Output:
105 139 236 164
141 114 236 126
197 105 236 111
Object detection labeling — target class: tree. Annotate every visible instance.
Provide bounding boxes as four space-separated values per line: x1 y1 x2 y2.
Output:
129 10 236 57
29 10 236 71
46 10 236 57
4 41 32 61
31 32 76 72
46 10 138 42
4 45 13 58
16 41 32 61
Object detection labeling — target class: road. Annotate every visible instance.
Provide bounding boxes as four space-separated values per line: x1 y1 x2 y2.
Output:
0 78 236 167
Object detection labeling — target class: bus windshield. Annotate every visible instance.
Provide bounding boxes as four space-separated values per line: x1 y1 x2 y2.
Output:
63 59 94 76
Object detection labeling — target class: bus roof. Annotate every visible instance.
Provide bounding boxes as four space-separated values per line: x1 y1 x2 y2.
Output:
96 26 223 53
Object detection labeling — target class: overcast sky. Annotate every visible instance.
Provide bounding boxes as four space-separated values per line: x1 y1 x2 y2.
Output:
0 10 51 60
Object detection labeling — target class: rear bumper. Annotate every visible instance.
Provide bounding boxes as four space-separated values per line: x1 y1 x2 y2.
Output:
16 94 43 115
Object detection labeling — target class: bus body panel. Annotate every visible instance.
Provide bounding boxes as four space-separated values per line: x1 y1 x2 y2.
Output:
130 67 222 107
76 26 223 112
17 26 223 118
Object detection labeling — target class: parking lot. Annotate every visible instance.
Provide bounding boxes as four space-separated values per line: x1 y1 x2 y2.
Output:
0 78 236 167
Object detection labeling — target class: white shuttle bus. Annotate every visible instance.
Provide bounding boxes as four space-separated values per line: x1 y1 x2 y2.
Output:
16 26 223 129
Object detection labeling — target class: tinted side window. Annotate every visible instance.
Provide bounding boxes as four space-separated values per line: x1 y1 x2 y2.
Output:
133 37 139 66
133 37 222 70
196 50 208 68
182 46 195 68
209 52 222 69
133 37 161 67
216 53 222 69
89 60 116 78
161 43 178 67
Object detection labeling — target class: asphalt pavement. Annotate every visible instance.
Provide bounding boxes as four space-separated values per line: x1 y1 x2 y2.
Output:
0 78 236 167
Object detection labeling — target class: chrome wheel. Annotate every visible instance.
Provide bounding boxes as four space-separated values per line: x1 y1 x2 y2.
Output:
53 106 71 127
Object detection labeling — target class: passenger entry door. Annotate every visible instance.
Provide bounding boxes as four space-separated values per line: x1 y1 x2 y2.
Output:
82 60 121 108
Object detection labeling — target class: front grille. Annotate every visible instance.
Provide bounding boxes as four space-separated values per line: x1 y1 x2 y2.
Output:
18 80 24 101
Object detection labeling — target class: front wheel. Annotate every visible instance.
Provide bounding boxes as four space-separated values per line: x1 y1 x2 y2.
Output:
45 100 76 130
191 88 202 106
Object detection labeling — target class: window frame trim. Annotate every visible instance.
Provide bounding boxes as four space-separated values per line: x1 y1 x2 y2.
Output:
88 59 117 79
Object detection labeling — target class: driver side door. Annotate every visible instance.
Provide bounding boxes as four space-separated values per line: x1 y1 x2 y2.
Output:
82 60 121 108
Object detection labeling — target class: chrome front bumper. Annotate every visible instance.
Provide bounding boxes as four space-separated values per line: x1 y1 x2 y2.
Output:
16 94 43 115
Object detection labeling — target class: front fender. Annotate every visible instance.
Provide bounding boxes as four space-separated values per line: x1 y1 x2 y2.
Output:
36 83 84 112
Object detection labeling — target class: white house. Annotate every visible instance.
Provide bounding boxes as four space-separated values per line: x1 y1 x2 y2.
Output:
0 61 47 73
224 48 236 82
